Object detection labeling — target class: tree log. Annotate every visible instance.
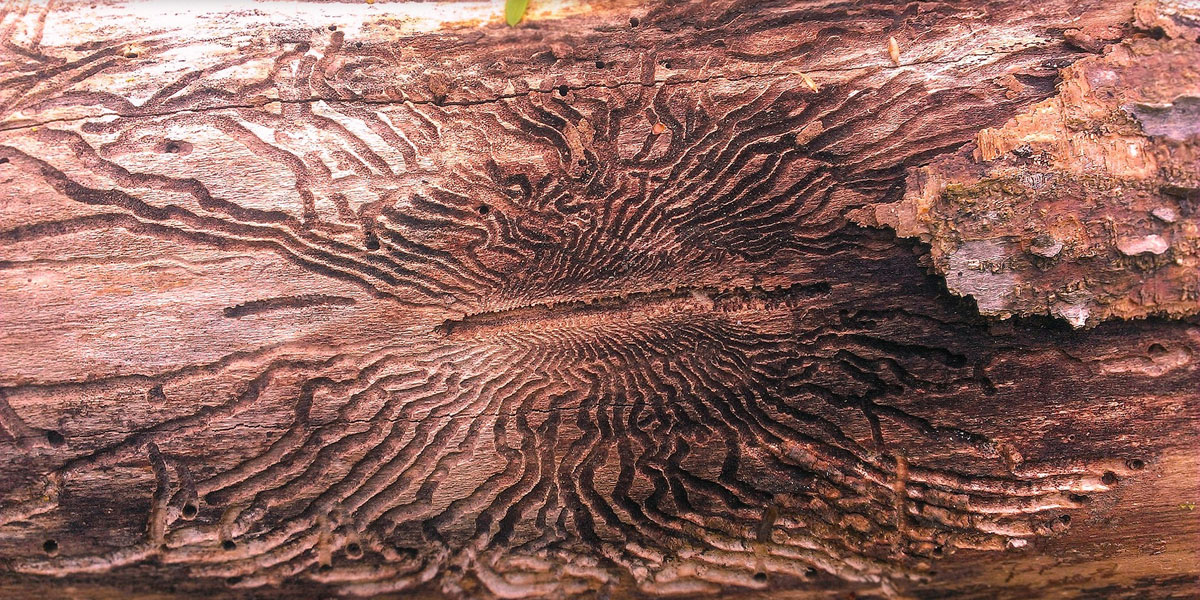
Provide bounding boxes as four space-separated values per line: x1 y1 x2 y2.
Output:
1 0 1198 598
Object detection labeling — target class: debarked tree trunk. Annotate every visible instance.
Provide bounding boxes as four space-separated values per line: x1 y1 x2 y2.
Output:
1 0 1198 598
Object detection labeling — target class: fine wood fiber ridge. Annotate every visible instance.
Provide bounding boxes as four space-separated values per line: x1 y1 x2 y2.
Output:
0 0 1198 599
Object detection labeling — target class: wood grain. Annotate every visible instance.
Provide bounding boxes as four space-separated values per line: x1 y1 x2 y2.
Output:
0 1 1197 598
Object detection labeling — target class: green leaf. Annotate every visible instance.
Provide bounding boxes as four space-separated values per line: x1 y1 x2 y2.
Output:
505 0 528 26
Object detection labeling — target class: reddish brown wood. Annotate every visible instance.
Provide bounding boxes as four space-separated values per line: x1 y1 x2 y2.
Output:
0 1 1197 598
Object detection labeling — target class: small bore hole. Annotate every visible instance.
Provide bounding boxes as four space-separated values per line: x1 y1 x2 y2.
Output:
595 60 604 69
932 545 944 556
1126 458 1145 470
181 503 198 519
222 540 237 551
1101 471 1118 486
752 572 767 583
1059 514 1071 524
43 539 58 554
557 84 569 97
45 430 65 446
160 141 191 155
365 232 380 250
1148 343 1167 355
346 542 363 558
629 17 639 27
477 204 490 215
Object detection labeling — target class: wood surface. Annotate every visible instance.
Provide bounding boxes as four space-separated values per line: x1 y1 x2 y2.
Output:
1 0 1198 598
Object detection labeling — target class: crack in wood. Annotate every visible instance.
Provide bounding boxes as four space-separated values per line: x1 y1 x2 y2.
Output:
0 46 1055 134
